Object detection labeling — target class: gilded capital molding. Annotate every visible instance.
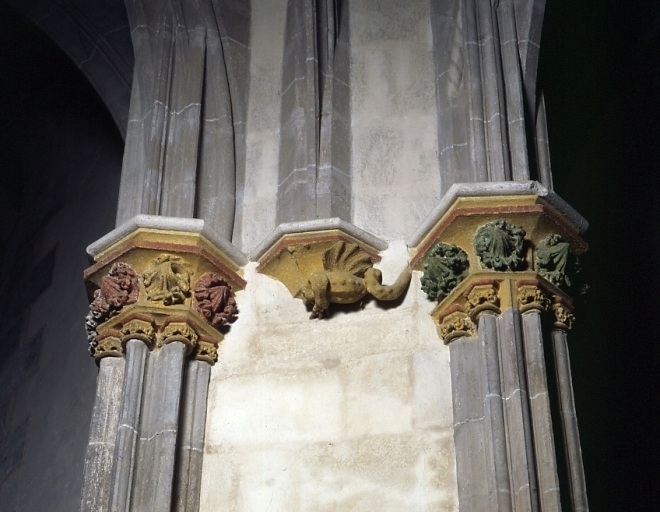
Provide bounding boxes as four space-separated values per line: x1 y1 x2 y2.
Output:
256 222 410 319
410 185 586 343
84 218 246 363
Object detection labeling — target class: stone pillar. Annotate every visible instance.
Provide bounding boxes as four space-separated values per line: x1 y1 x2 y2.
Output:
80 217 246 511
430 0 549 191
277 0 351 224
410 182 589 511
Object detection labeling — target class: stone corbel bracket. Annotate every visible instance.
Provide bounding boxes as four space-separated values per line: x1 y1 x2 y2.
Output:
84 215 247 362
408 182 587 342
253 218 411 319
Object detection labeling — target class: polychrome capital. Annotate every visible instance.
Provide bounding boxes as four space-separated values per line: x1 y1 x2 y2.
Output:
83 216 246 363
254 219 411 319
409 183 586 342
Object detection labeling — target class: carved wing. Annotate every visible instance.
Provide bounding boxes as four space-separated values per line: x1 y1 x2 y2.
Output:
322 242 373 277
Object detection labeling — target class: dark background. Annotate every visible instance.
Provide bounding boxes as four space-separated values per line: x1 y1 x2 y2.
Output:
1 1 658 509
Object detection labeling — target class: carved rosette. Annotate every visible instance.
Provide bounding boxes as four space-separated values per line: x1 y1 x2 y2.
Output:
86 262 140 355
421 242 470 301
517 284 551 313
193 273 238 329
84 227 246 364
474 220 526 271
552 303 575 331
438 309 476 343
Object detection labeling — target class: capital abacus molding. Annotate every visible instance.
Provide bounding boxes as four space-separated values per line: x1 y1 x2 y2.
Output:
84 220 246 363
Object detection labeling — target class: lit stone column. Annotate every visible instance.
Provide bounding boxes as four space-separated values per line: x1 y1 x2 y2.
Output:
551 304 589 512
410 181 589 511
80 216 246 511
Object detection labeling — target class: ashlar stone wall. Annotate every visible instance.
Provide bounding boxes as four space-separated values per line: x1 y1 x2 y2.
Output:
201 243 457 510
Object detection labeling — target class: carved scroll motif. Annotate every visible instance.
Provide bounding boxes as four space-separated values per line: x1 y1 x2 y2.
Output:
193 273 238 329
474 220 526 271
142 254 192 305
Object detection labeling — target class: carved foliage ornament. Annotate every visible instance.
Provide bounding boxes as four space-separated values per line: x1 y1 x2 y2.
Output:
86 262 139 352
142 254 192 305
466 283 500 318
553 303 575 330
193 273 238 329
517 285 550 312
299 242 412 319
535 234 571 287
439 310 476 343
474 220 526 271
421 242 469 301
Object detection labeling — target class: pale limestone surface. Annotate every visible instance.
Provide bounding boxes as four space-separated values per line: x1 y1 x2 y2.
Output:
200 243 458 511
350 0 441 241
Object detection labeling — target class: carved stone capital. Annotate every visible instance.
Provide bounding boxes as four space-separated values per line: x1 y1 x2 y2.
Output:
193 339 218 365
438 309 476 343
91 331 123 360
119 316 156 347
517 284 551 313
159 318 198 352
552 303 575 331
465 282 501 319
84 220 246 364
410 187 588 343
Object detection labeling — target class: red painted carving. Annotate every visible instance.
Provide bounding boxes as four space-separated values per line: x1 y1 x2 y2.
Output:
86 262 140 345
193 273 238 329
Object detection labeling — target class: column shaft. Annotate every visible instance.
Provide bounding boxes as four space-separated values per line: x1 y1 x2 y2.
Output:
552 329 589 512
109 340 149 511
499 309 538 511
174 360 212 511
521 311 562 510
80 357 126 512
131 341 187 511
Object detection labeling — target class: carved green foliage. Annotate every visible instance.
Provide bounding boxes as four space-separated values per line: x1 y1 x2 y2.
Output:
474 220 526 271
421 242 469 301
535 234 571 287
535 233 588 295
